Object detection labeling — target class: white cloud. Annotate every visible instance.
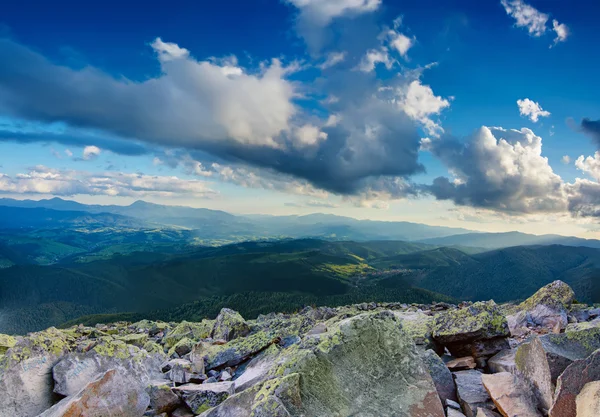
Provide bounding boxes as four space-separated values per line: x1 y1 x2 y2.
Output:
562 155 571 164
394 80 451 136
501 0 549 37
389 32 414 57
286 0 381 26
358 49 392 72
82 145 101 160
151 38 190 62
0 166 215 198
552 20 569 46
517 98 551 122
293 124 328 147
319 51 346 69
575 152 600 181
65 149 73 157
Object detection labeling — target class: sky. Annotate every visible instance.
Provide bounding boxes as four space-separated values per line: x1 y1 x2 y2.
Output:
0 0 600 237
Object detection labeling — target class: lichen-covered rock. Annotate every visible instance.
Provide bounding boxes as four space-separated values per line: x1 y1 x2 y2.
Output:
0 334 16 354
393 311 438 350
164 320 214 349
206 311 445 417
168 337 195 357
39 369 150 417
146 380 181 414
52 338 166 397
174 382 235 414
515 336 553 413
508 281 575 334
433 302 509 346
212 308 250 342
232 344 280 393
0 327 75 417
453 370 495 417
481 372 541 417
119 333 149 347
550 348 600 417
576 381 600 417
203 331 278 370
421 349 458 404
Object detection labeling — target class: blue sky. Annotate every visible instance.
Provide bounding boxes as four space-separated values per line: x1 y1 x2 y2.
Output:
1 0 599 236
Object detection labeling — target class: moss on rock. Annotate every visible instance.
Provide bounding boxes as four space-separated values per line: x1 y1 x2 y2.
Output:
432 301 509 344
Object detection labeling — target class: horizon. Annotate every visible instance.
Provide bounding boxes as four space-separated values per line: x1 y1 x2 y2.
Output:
1 0 599 238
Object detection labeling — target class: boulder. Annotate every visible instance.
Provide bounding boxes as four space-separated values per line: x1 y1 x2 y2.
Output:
432 302 509 357
576 381 600 417
211 308 250 342
0 327 74 417
453 370 494 417
0 334 16 354
393 311 438 350
446 356 477 371
476 409 502 417
481 372 542 417
146 380 180 414
202 331 279 370
508 281 574 334
448 409 468 417
164 320 214 349
174 382 235 415
205 311 445 416
550 348 600 417
232 345 279 393
488 349 516 374
515 336 553 413
39 369 150 417
421 349 458 404
52 337 166 397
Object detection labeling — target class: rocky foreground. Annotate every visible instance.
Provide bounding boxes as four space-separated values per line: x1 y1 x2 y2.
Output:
1 281 600 417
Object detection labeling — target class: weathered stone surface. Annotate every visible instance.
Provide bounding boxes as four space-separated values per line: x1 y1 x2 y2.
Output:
211 308 250 342
306 322 327 335
52 338 166 397
576 381 600 417
174 382 235 415
421 349 458 403
550 348 600 417
164 320 214 349
39 369 149 417
393 311 438 350
447 356 477 371
448 409 468 417
146 380 180 414
476 409 502 417
433 302 509 347
515 336 553 413
488 349 516 374
171 406 195 417
0 334 16 354
481 372 542 417
453 370 494 417
203 331 278 370
538 326 600 382
508 281 574 334
198 385 262 417
0 327 74 417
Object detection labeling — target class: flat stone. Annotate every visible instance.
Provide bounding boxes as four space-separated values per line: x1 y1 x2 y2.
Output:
446 356 476 371
515 336 553 413
203 331 278 370
453 370 494 417
421 349 458 403
476 409 502 417
488 349 516 374
39 369 150 417
481 372 542 417
306 323 327 335
550 348 600 417
433 301 509 346
448 409 468 417
174 382 235 415
576 381 600 417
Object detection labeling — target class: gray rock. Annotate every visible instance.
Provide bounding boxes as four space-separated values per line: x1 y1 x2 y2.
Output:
421 349 458 403
453 370 494 417
446 398 461 409
476 409 502 417
448 409 468 417
39 369 150 417
232 345 279 393
488 349 516 374
52 341 166 397
211 308 250 342
146 380 180 414
172 406 195 417
550 348 600 417
515 336 553 413
306 323 327 335
174 382 235 415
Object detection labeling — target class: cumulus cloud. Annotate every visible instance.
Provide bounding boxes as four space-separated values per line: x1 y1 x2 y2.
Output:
501 0 549 37
82 145 101 160
517 98 551 122
394 80 452 136
286 0 381 26
357 49 393 72
562 155 571 164
552 20 569 46
425 126 567 214
575 152 600 181
0 166 215 198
